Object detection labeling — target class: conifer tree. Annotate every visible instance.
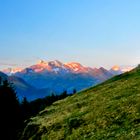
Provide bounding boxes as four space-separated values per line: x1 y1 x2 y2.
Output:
0 79 22 140
73 88 77 94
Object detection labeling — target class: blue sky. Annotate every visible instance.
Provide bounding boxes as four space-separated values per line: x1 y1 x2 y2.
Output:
0 0 140 69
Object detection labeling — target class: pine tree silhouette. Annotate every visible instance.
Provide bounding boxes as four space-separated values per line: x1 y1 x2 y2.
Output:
21 97 30 120
73 89 77 94
0 79 22 140
61 90 67 98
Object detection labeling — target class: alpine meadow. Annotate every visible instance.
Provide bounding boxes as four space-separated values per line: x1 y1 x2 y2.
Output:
0 0 140 140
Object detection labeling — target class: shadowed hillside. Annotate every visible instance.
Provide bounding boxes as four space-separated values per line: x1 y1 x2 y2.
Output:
20 65 140 140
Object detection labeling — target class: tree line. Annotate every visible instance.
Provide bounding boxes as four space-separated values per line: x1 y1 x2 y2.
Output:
0 77 76 140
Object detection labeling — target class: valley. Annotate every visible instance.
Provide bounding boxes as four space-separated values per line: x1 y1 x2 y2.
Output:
1 60 133 101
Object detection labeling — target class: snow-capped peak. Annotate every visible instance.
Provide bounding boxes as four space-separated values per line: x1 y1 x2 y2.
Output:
111 65 121 71
2 60 135 76
2 68 23 75
65 62 88 73
29 60 67 73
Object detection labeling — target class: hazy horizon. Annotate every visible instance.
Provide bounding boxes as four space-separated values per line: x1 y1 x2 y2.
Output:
0 0 140 69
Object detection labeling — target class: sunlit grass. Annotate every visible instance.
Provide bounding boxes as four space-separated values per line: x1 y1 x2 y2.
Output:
20 66 140 140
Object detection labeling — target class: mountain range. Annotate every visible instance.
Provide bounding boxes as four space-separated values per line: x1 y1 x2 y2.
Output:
1 60 134 100
20 65 140 140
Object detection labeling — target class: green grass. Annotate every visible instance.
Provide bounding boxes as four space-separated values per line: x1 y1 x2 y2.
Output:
20 66 140 140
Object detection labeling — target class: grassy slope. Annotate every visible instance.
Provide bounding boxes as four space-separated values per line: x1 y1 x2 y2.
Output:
21 67 140 140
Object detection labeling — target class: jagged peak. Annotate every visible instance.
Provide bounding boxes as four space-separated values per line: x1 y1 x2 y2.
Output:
38 60 48 65
37 60 63 66
99 67 107 71
49 60 63 65
48 60 63 66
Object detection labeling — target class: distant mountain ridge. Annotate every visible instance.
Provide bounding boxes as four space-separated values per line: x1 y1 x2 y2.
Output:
2 60 134 75
1 60 135 100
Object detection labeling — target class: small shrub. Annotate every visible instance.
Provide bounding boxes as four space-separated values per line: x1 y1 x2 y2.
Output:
65 117 84 136
68 117 82 128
